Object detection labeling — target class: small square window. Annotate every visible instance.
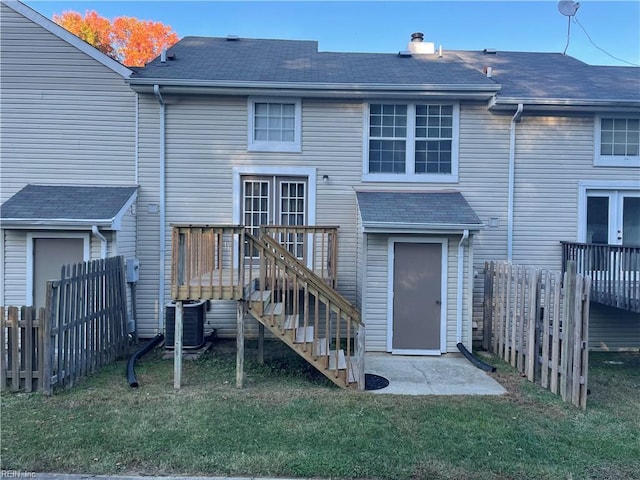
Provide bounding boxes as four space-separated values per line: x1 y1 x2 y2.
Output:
248 98 301 152
595 115 640 167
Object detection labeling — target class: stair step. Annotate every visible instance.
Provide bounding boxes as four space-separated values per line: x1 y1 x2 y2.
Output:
295 326 314 343
313 337 328 356
263 303 283 316
328 349 346 370
283 315 298 330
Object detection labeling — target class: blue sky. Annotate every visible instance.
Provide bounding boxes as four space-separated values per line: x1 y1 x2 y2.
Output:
24 1 640 66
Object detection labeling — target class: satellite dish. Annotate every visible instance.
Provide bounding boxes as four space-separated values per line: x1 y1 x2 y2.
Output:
558 1 580 17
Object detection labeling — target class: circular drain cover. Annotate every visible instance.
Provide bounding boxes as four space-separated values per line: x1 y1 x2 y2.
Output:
365 373 389 391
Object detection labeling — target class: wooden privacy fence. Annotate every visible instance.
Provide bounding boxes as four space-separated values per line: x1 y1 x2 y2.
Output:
484 260 591 409
1 256 129 394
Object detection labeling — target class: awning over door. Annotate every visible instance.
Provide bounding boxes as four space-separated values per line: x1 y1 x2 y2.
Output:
355 190 483 234
0 184 138 229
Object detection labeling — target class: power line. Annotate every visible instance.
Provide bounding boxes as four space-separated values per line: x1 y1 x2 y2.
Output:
573 16 640 67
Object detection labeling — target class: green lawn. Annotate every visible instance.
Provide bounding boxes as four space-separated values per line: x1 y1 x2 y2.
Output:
1 340 638 480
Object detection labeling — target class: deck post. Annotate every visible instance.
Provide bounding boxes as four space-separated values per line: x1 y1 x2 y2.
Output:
257 323 264 365
236 301 244 388
174 301 183 390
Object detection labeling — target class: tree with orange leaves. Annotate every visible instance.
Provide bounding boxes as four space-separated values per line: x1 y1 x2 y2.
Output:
53 10 179 67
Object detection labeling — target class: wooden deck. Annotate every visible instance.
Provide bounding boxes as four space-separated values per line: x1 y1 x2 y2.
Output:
171 225 338 301
170 224 364 390
562 242 640 313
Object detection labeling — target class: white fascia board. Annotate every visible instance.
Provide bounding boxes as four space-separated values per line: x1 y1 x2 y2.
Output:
1 219 115 228
489 98 640 112
2 0 133 78
110 190 138 231
362 222 484 234
128 81 500 100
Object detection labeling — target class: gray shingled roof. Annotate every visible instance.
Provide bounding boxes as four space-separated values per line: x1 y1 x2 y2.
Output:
129 36 639 106
356 191 483 231
0 185 138 227
453 50 640 104
131 36 497 87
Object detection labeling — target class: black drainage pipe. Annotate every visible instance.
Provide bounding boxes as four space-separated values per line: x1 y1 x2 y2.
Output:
457 342 496 372
127 333 164 388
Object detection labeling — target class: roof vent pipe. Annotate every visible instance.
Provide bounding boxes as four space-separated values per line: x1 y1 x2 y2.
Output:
160 48 167 63
439 45 443 57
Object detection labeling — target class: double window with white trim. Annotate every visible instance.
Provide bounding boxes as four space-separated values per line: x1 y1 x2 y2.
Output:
364 103 459 182
594 115 640 167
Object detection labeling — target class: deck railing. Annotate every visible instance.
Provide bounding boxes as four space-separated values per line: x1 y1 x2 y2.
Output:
260 225 338 288
171 225 340 301
171 225 246 301
561 242 640 313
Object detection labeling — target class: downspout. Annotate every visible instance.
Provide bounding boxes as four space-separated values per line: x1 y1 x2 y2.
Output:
456 229 469 344
91 225 108 259
154 84 166 331
456 229 496 371
507 103 524 262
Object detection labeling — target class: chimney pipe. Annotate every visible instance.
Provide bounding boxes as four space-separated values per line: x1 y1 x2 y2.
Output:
161 48 167 63
411 32 424 43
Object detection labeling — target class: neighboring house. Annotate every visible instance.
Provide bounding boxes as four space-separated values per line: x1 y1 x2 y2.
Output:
126 34 639 352
2 0 638 366
0 1 138 315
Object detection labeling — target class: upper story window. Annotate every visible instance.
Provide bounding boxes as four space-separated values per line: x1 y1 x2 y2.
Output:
594 116 640 167
364 103 459 182
248 97 302 153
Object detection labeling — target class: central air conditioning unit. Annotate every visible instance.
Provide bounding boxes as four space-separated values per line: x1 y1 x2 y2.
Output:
165 300 206 349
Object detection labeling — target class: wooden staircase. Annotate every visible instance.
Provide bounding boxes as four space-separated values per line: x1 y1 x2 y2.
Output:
244 232 364 389
170 225 365 390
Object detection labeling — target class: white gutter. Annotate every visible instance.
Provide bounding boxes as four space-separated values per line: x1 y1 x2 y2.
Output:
127 78 501 93
154 84 166 331
456 229 469 343
508 103 524 262
91 225 108 259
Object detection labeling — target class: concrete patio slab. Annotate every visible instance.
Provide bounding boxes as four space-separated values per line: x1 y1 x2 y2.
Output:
364 353 507 395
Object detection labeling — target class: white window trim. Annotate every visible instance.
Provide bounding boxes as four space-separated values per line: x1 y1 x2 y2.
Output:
386 237 448 355
577 180 640 242
594 114 640 167
247 97 302 153
25 231 91 306
363 102 459 183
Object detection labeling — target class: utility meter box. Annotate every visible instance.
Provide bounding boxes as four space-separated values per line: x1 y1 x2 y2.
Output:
125 258 140 283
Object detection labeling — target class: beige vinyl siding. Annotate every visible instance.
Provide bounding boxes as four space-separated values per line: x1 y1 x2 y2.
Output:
362 234 388 351
588 304 640 351
136 95 163 338
136 95 364 337
2 230 27 306
115 207 138 260
0 4 136 202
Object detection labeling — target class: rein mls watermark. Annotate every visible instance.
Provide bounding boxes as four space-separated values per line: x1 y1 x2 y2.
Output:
1 472 35 478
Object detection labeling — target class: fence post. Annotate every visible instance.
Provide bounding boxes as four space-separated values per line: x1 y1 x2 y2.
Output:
0 307 5 391
526 268 540 381
560 260 577 402
483 262 493 351
174 301 183 390
43 281 56 395
580 276 591 410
